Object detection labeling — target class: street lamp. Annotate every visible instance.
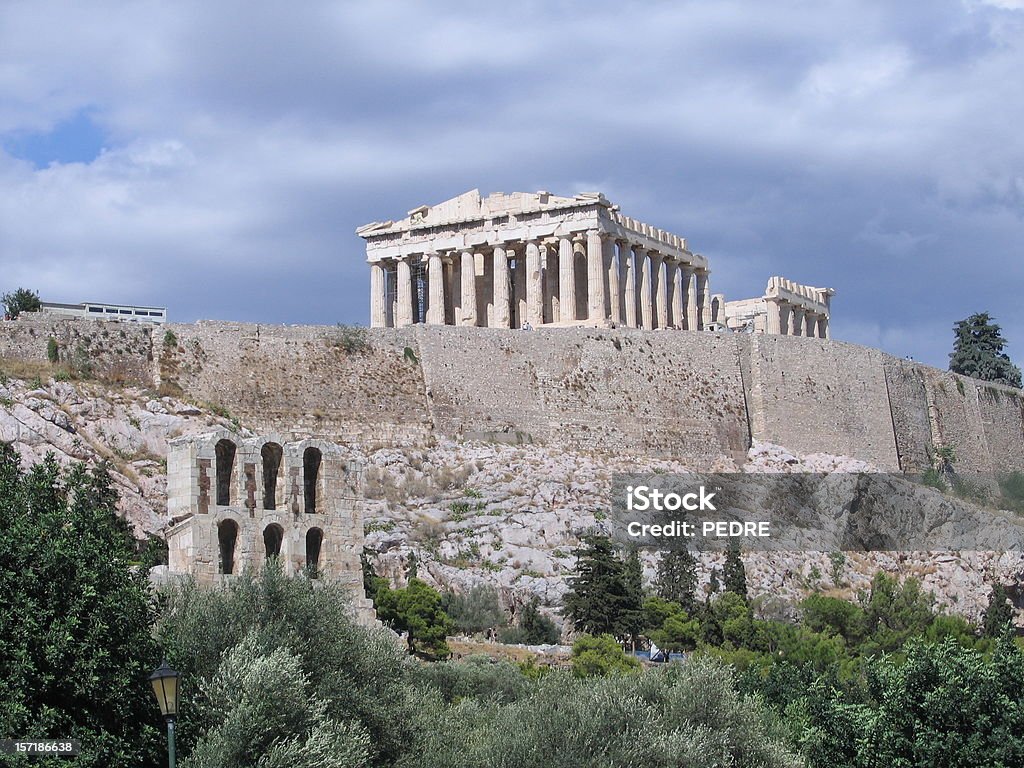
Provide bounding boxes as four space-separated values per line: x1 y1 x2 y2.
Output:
149 660 180 768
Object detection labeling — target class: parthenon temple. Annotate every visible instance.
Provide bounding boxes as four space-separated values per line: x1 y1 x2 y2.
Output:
358 189 833 338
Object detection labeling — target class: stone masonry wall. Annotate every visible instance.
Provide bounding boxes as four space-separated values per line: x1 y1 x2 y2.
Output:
1 317 1022 475
0 315 154 385
882 358 933 473
158 322 431 447
976 384 1024 475
745 334 901 471
415 326 750 466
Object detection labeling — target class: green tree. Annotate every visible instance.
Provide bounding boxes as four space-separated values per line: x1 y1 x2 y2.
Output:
563 535 635 638
724 539 748 600
156 565 416 768
982 582 1013 638
500 597 560 645
949 312 1022 388
0 445 162 767
655 547 698 612
1 287 41 319
181 634 369 768
570 634 641 677
441 584 507 636
860 572 935 653
375 578 454 658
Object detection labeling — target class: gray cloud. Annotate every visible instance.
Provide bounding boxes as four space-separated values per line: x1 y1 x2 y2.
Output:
1 0 1022 366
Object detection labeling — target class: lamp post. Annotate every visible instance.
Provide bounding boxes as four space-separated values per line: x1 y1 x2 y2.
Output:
149 660 180 768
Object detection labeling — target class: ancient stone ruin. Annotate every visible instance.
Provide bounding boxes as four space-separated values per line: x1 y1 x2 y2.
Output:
164 430 376 624
358 188 833 336
724 277 834 337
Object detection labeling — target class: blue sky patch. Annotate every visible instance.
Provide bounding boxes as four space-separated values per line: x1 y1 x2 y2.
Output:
3 107 106 168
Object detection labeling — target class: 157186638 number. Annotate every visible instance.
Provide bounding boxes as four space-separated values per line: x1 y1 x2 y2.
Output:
0 739 81 756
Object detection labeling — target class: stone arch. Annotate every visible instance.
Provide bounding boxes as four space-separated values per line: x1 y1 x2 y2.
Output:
305 527 324 578
303 447 323 513
218 519 239 575
263 523 284 560
261 442 285 510
215 439 236 506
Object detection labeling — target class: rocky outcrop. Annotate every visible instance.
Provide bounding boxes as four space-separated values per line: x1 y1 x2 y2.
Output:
1 374 1021 625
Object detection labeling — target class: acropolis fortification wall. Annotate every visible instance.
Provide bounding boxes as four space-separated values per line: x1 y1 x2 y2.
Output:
2 316 1022 474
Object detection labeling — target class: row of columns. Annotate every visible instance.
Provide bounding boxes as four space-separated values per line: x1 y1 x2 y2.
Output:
370 231 713 330
765 298 830 339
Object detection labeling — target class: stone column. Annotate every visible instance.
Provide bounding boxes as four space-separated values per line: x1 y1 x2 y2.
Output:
638 248 654 329
512 246 527 327
526 240 544 327
622 243 637 328
370 262 386 328
804 311 816 338
586 230 606 322
481 252 494 327
818 315 829 339
396 257 413 327
426 252 445 325
790 307 804 336
558 236 576 324
605 237 619 323
696 270 711 329
683 266 698 330
492 246 510 328
765 298 782 334
667 259 681 328
544 244 559 324
573 236 587 320
778 302 791 335
652 253 668 329
460 250 477 327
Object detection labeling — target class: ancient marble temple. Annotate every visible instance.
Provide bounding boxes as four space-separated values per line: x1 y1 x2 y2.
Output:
358 189 832 337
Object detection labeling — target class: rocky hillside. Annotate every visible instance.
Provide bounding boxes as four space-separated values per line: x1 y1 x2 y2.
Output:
1 372 1021 626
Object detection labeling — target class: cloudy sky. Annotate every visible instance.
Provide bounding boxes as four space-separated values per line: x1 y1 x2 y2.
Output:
1 1 1022 368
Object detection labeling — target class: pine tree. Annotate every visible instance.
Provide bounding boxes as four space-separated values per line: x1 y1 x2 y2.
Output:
983 582 1013 638
723 540 748 600
621 547 645 644
563 535 636 638
655 548 698 612
949 312 1022 388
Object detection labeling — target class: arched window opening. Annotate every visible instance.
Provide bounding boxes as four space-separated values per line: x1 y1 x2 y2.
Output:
306 528 324 578
263 523 284 560
215 439 236 506
261 442 284 510
218 520 238 575
303 447 322 514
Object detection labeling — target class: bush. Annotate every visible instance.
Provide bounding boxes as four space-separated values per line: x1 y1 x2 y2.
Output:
570 634 641 678
46 336 59 363
332 324 369 354
163 329 178 348
400 659 802 768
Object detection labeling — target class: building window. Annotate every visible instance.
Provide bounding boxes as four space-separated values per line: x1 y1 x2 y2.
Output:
263 523 284 559
306 528 324 578
303 447 322 513
261 442 284 510
215 439 236 506
218 520 238 575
